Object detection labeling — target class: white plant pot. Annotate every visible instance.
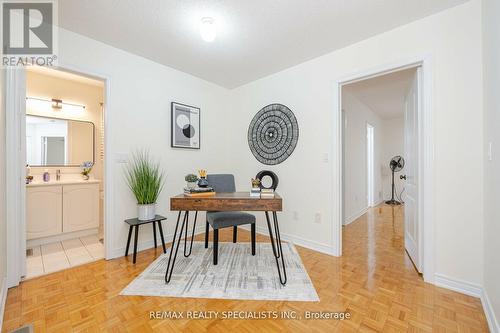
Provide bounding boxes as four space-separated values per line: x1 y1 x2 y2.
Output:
187 181 197 189
138 204 156 221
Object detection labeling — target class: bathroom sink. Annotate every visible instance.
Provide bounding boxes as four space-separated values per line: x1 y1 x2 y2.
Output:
27 179 101 187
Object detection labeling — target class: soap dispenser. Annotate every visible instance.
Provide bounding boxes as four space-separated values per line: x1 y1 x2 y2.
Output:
43 169 50 182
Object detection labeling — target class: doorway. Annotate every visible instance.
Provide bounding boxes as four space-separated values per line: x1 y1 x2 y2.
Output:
366 124 374 207
5 66 109 286
337 60 434 281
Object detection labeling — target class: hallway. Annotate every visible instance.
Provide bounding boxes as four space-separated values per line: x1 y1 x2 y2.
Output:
343 204 412 281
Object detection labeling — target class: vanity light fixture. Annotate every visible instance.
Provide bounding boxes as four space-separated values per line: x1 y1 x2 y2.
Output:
200 17 217 42
26 97 86 110
51 98 62 109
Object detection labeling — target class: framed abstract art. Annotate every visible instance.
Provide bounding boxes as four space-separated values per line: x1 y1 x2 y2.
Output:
171 102 200 149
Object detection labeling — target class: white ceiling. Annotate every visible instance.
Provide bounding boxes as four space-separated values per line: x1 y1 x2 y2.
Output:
58 0 467 89
344 68 416 119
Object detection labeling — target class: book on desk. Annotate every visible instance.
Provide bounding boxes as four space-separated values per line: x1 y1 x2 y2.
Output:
250 187 261 197
260 188 275 198
184 186 216 197
249 188 275 198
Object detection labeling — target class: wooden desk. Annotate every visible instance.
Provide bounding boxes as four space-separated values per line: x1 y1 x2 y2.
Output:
166 192 287 284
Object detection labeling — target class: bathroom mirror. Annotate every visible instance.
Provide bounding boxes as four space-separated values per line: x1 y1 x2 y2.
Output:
26 115 95 166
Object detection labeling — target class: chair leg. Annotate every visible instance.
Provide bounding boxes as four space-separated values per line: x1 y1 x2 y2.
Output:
205 221 209 249
213 228 219 265
251 223 256 255
233 226 237 243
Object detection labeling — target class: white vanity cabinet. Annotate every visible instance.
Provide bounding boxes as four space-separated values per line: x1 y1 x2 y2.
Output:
26 185 63 239
26 181 100 240
63 184 99 233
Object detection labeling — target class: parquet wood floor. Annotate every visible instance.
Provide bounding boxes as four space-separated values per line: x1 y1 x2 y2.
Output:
2 205 489 332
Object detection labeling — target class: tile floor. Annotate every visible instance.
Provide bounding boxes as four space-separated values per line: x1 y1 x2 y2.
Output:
26 235 104 279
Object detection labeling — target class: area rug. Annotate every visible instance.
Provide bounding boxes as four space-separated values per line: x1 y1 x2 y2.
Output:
120 241 319 302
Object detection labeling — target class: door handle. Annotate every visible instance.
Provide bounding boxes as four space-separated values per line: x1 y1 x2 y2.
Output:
400 175 407 180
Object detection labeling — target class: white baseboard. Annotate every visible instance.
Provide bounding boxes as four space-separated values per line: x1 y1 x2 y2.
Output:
482 288 500 333
240 224 335 256
27 228 98 248
0 276 7 331
109 225 206 259
343 207 368 226
434 273 500 333
434 273 482 297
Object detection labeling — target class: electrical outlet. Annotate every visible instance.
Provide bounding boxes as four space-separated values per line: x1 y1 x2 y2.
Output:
314 213 321 224
115 152 128 163
292 211 299 220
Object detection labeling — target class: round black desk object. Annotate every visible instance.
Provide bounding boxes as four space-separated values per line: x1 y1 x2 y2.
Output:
256 170 279 190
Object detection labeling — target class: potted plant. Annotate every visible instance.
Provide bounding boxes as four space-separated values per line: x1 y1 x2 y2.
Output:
81 161 94 180
185 174 198 189
125 150 165 221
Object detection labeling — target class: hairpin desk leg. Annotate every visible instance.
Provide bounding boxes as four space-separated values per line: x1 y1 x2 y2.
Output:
184 211 198 257
165 211 187 283
265 211 287 285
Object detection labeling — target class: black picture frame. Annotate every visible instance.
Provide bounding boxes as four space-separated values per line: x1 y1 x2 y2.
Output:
171 102 200 149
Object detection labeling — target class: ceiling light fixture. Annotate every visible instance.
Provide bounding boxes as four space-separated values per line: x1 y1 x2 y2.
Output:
199 17 216 42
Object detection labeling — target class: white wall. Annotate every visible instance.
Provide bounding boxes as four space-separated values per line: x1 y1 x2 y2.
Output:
482 0 500 329
342 90 383 224
229 0 484 285
56 27 231 258
381 116 405 201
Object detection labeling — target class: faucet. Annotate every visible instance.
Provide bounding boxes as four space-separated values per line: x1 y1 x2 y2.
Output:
56 169 61 181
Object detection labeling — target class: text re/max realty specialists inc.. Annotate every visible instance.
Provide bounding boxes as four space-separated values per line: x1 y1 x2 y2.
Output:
150 311 351 321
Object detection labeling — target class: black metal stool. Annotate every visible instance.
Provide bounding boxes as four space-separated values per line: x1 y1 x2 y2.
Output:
124 215 167 263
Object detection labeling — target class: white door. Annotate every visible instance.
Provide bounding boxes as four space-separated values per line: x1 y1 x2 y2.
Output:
403 68 421 273
5 68 27 286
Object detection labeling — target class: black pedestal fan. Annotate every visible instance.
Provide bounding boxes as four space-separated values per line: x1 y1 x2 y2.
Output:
385 155 405 205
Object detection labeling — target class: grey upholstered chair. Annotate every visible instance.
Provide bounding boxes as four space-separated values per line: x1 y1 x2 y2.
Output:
205 174 256 265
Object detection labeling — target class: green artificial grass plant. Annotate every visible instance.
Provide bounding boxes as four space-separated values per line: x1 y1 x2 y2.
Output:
125 150 165 205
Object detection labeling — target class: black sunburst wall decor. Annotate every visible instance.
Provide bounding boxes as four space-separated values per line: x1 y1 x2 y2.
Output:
247 103 299 165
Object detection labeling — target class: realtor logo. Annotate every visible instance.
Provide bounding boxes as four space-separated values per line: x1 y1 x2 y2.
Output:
1 0 57 66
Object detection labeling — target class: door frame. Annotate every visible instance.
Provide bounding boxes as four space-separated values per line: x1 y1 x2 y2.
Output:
366 123 375 207
5 64 112 287
5 68 27 287
333 55 434 283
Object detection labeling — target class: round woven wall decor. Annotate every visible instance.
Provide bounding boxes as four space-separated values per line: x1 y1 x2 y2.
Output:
247 103 299 165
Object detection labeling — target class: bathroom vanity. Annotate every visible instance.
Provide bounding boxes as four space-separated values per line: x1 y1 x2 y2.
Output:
26 179 100 240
